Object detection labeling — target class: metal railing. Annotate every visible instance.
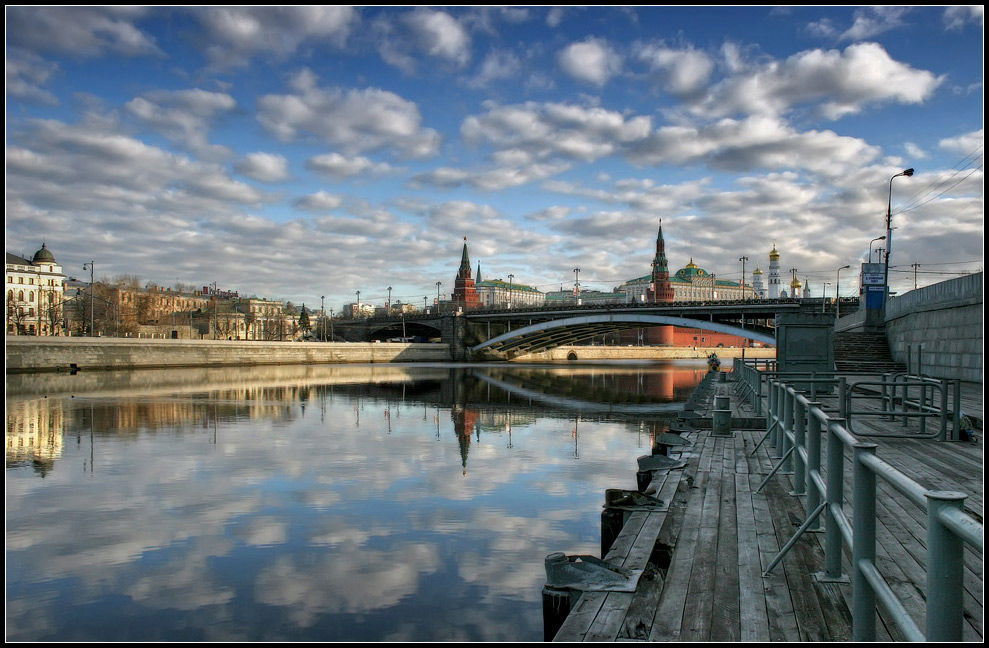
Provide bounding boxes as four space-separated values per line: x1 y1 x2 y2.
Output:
735 359 982 642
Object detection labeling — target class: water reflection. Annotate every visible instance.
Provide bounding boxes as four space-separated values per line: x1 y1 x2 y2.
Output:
6 362 706 641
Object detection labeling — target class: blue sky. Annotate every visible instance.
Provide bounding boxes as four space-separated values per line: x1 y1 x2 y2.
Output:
5 6 983 311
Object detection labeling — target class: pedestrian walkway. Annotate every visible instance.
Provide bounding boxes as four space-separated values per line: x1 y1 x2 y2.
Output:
548 371 983 642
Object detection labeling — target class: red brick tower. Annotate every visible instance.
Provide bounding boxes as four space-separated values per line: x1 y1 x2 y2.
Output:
646 220 675 345
451 237 481 310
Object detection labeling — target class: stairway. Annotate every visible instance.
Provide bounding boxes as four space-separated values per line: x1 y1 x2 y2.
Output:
834 331 906 374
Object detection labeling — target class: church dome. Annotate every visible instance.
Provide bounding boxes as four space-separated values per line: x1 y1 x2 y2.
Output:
753 267 763 275
32 243 56 264
769 245 780 260
674 258 709 278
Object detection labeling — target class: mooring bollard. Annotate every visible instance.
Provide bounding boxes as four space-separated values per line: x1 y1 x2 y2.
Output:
712 409 732 435
714 395 730 411
543 552 575 641
601 489 626 557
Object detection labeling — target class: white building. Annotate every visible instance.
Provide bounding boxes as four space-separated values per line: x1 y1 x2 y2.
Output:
6 243 67 335
475 278 545 309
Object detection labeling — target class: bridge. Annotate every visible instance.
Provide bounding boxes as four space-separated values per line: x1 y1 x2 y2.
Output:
336 298 857 360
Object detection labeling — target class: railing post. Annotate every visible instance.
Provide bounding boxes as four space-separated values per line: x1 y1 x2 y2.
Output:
823 419 846 581
781 387 794 473
852 442 879 642
768 380 779 452
754 371 763 417
805 403 823 531
925 491 968 641
839 377 848 420
791 396 806 495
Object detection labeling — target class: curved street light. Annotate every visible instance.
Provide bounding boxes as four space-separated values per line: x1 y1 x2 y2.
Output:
835 265 850 319
868 235 886 263
883 168 914 302
507 273 514 310
82 261 95 336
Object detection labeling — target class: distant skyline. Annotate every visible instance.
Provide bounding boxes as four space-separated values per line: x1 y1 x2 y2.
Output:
5 6 983 310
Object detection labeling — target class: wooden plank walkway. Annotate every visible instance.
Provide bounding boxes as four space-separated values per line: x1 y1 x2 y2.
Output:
551 374 983 642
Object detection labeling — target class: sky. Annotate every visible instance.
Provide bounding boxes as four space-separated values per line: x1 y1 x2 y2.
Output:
5 6 984 312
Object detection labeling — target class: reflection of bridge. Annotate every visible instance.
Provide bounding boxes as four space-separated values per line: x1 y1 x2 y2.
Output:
341 298 853 359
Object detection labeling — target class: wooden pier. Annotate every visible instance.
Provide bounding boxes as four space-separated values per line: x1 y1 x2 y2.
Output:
547 372 983 642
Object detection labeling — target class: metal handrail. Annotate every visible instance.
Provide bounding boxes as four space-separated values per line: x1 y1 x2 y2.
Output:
739 360 982 642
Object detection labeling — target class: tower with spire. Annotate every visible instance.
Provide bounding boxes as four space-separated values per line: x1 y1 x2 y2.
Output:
752 267 765 298
646 219 675 303
451 237 481 310
768 244 781 299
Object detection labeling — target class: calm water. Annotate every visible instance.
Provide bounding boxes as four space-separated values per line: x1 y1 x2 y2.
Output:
5 361 707 641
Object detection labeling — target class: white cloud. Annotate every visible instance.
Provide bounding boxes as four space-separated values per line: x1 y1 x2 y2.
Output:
5 51 59 105
634 43 715 98
196 6 358 68
257 69 441 159
375 9 471 73
557 38 622 87
943 6 983 30
938 129 984 157
306 153 394 179
236 153 290 182
903 142 927 160
468 50 522 88
295 191 344 212
461 101 652 163
695 42 943 120
840 7 910 41
6 6 161 58
125 88 237 158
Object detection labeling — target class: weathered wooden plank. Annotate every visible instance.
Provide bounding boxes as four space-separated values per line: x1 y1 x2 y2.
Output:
649 484 705 641
553 591 606 642
711 456 741 642
735 471 771 642
617 563 665 640
582 592 635 642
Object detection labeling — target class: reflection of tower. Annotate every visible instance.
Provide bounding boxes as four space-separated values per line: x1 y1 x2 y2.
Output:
451 237 481 310
452 405 479 475
646 219 675 345
752 267 765 298
768 244 781 299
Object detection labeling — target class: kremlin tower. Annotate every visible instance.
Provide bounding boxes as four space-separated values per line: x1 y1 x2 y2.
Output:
646 219 676 304
768 244 781 299
752 267 766 298
451 237 481 311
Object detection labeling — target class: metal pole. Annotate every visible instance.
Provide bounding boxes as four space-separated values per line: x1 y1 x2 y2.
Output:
82 261 95 336
851 443 879 641
739 256 748 298
805 402 823 531
883 168 914 303
836 265 849 320
823 420 846 580
508 274 514 310
925 491 968 640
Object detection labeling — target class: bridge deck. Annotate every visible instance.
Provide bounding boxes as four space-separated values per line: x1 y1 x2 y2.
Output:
552 376 983 642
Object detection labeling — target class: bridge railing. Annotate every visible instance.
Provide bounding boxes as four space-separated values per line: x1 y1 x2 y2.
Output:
736 360 983 641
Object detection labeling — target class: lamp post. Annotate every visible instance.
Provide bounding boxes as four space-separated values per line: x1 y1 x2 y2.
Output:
356 290 361 318
822 282 832 314
320 295 325 341
82 261 95 336
739 256 748 299
835 265 850 320
883 168 914 302
423 295 427 312
507 273 514 310
711 273 716 301
573 268 580 304
435 281 441 309
868 235 886 263
329 308 334 341
387 286 392 311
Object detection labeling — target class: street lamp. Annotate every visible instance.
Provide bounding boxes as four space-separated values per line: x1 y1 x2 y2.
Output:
82 261 95 336
320 295 325 341
573 268 580 304
435 281 441 308
507 273 514 310
822 282 832 313
868 235 886 263
356 290 361 318
883 168 914 302
387 286 392 311
835 265 850 319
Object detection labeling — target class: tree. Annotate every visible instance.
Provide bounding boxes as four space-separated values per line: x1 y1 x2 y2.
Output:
298 306 311 336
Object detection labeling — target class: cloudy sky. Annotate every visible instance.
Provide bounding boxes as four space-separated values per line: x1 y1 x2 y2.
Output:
5 6 983 311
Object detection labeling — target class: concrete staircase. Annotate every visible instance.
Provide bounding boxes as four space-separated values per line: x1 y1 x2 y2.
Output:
834 331 906 374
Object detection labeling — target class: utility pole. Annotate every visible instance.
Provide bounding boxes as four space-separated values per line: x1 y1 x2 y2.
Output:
911 263 921 290
789 268 799 298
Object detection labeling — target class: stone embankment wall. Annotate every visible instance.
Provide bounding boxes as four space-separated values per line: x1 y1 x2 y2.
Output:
5 338 452 373
884 272 983 383
512 345 777 362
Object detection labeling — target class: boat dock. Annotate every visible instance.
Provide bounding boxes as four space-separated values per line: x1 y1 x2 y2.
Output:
544 368 983 642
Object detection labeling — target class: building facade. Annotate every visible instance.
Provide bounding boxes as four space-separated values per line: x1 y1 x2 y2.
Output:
475 278 545 309
6 244 66 335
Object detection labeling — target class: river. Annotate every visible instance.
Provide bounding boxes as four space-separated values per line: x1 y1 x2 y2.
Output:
5 361 708 641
